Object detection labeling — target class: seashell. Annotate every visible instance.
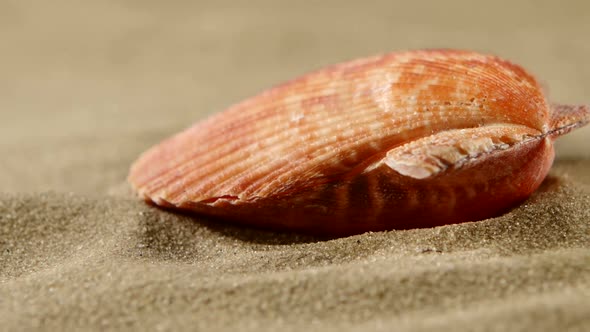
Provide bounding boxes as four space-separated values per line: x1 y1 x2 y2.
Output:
128 49 590 236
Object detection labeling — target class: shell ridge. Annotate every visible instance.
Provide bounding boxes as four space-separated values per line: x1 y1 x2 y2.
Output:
383 124 543 179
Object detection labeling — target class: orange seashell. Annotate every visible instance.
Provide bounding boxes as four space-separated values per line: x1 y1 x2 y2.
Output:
128 49 589 236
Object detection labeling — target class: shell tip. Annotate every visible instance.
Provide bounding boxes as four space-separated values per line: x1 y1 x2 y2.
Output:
549 104 590 136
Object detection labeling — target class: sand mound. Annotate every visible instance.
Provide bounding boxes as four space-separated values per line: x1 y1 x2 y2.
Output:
1 163 589 330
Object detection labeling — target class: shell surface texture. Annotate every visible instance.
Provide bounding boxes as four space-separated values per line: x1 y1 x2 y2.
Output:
129 49 590 236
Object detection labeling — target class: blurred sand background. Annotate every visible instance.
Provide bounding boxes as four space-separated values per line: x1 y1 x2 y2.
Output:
0 1 589 331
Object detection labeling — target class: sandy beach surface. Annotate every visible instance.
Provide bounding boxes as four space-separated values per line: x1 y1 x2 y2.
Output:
1 1 589 331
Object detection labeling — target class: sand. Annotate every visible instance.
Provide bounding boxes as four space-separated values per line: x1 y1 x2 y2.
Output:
1 1 589 331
